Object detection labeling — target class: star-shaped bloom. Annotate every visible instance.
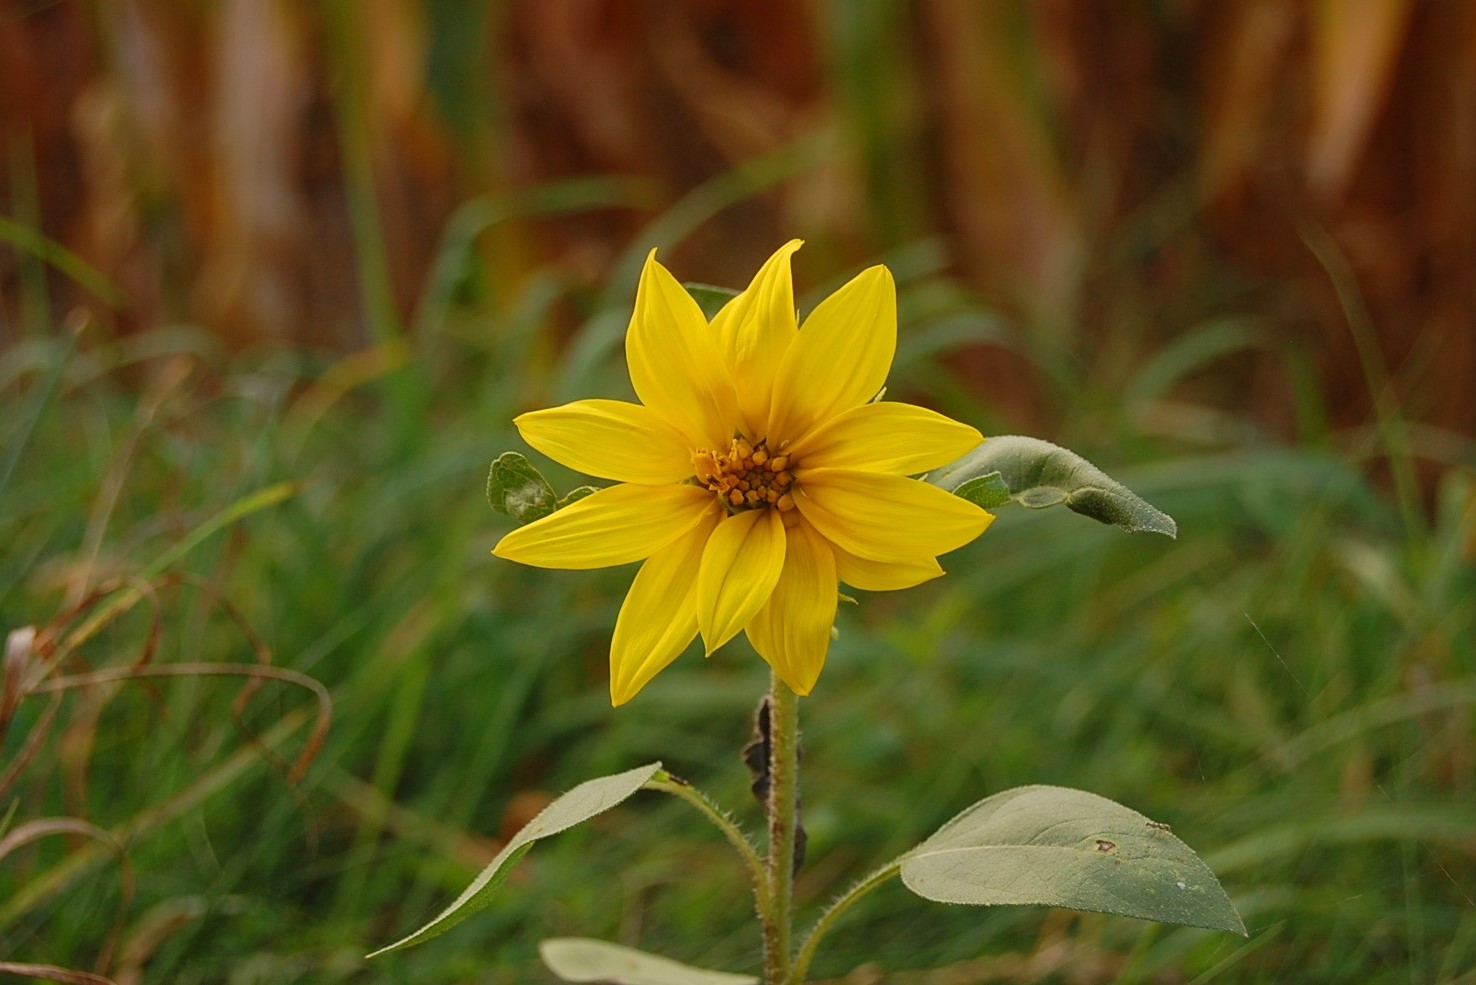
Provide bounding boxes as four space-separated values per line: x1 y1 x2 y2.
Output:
494 241 994 704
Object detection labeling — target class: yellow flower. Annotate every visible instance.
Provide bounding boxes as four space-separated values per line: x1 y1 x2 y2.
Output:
494 241 994 705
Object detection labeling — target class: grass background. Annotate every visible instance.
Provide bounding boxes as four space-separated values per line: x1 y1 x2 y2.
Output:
3 3 1474 983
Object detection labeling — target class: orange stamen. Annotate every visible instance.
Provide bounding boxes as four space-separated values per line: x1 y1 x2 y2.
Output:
692 437 798 512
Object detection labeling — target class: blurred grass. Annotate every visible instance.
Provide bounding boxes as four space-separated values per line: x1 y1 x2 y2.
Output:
3 2 1476 984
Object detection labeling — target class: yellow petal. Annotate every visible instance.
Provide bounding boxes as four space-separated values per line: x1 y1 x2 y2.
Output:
697 507 786 654
767 265 896 444
833 546 944 592
745 517 838 696
786 401 982 475
626 249 736 449
493 483 717 569
793 468 994 563
608 513 720 706
712 240 802 437
515 399 693 484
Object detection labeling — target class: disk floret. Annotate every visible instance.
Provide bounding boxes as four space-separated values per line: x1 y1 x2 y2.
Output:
693 437 796 512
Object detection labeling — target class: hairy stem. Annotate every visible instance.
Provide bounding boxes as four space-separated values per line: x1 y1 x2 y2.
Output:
788 862 903 984
645 773 766 894
764 676 800 984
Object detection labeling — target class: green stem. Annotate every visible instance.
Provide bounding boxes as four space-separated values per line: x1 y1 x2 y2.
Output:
645 773 766 894
765 676 801 985
788 862 902 984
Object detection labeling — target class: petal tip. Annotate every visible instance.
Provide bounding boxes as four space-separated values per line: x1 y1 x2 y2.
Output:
772 666 818 696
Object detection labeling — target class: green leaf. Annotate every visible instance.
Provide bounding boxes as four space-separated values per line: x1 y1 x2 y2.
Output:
367 763 662 957
540 938 758 985
558 485 598 509
951 471 1012 509
486 451 558 524
927 436 1177 537
899 785 1245 935
683 282 741 321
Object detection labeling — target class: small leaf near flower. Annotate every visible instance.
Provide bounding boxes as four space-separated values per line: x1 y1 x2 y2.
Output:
951 471 1012 510
487 451 558 524
927 435 1177 537
558 485 599 509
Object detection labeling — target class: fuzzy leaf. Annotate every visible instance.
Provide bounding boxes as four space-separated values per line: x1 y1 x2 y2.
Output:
486 451 558 524
928 436 1177 536
558 485 598 509
900 785 1244 935
367 763 662 957
951 471 1012 509
540 938 758 985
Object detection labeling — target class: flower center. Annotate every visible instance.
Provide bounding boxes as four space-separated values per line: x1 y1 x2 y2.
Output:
692 437 796 511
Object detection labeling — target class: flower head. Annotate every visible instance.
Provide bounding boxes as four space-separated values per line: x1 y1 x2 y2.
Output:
494 242 994 704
